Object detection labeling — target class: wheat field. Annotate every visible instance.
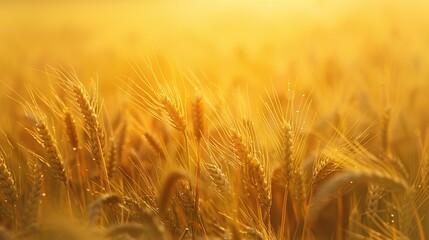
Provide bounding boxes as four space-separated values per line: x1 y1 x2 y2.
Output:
1 1 429 239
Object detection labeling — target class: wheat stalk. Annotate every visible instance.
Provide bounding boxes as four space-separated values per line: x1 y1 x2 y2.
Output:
88 193 123 226
308 168 408 225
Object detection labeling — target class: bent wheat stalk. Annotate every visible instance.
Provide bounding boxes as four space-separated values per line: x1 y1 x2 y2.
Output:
308 168 408 225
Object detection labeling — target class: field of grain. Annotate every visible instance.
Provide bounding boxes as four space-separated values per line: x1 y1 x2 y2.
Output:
1 1 429 239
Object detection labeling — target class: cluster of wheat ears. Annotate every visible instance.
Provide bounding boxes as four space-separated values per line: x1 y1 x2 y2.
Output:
0 63 427 240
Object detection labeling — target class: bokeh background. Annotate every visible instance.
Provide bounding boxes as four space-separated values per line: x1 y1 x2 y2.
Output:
2 0 429 149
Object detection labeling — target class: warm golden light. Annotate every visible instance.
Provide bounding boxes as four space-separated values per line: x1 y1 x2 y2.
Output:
0 1 428 239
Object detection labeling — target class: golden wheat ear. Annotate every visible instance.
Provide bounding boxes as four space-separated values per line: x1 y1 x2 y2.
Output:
35 121 67 183
0 155 17 204
105 138 118 180
160 96 186 132
192 95 205 141
72 83 106 164
143 131 166 159
205 163 233 202
22 161 43 227
282 121 294 183
63 110 80 151
248 156 272 212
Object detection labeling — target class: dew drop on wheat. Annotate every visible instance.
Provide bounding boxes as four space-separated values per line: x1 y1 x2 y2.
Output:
42 193 46 197
72 147 77 151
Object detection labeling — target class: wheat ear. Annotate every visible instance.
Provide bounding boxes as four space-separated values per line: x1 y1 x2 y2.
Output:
248 156 271 211
36 121 67 182
177 179 195 220
106 138 118 179
160 96 186 132
312 156 338 186
0 156 17 206
192 95 205 141
72 83 105 165
72 83 110 191
230 130 251 166
291 167 307 204
282 122 294 183
143 132 165 159
205 163 232 201
23 162 43 227
63 110 79 151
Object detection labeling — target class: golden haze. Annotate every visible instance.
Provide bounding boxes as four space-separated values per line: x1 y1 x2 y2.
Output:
0 1 429 239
